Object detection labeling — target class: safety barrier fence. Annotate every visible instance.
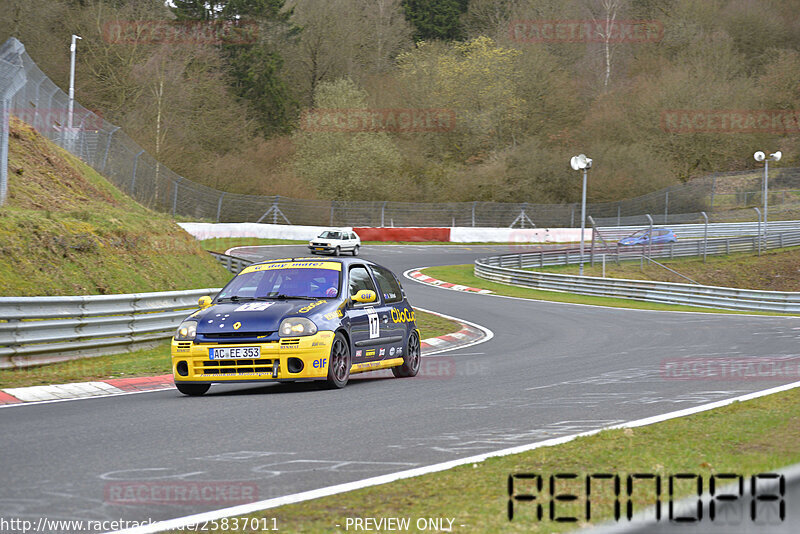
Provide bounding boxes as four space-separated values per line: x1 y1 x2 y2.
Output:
474 230 800 313
0 288 219 369
3 37 800 226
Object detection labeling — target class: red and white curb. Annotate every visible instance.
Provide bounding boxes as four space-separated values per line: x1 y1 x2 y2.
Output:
0 313 491 406
406 268 492 294
0 374 174 406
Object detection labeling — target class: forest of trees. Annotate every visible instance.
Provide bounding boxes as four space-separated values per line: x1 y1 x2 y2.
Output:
2 0 799 204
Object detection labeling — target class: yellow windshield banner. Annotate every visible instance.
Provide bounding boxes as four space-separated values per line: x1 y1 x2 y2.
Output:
240 261 342 275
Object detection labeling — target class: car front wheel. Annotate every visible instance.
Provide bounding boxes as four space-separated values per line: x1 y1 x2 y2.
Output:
324 332 351 388
176 383 210 396
334 246 341 256
352 245 359 256
392 331 420 378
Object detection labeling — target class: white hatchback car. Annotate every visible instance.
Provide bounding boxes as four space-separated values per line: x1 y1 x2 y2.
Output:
308 229 361 256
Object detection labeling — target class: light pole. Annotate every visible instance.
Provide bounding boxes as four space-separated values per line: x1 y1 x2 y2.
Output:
753 150 782 242
67 35 82 149
570 154 592 276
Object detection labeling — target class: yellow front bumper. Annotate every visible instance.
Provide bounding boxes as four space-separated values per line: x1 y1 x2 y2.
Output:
172 331 335 383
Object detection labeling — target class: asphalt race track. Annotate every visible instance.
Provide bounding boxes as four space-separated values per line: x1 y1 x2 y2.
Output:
1 244 798 532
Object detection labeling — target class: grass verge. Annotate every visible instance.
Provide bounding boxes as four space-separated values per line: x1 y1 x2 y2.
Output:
421 265 796 316
1 118 232 296
0 311 459 389
214 386 800 533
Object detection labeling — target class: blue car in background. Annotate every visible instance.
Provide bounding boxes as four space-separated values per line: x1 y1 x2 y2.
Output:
618 228 678 246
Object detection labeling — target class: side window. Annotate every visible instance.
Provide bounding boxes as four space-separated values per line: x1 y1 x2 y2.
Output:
348 266 377 298
371 266 402 304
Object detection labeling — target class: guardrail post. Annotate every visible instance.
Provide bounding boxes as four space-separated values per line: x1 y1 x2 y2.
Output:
753 207 762 256
701 211 709 262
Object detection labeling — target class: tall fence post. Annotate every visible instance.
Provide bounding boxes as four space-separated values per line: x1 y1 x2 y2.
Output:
617 203 621 226
171 179 179 216
330 201 335 226
216 192 225 222
130 149 144 194
471 201 477 227
101 126 120 172
381 201 387 227
664 191 669 223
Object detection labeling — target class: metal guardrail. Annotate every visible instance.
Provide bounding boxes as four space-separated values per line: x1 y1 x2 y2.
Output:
0 288 220 369
597 220 800 240
475 230 800 313
208 251 253 274
483 231 800 269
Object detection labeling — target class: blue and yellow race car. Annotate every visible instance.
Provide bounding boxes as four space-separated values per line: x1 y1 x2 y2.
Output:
171 257 421 395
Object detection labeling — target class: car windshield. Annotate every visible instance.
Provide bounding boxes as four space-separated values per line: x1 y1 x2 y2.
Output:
217 265 341 301
628 229 649 238
319 231 342 240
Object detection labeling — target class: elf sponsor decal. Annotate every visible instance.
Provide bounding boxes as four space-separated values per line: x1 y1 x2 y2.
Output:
312 358 327 369
299 300 326 313
391 308 416 324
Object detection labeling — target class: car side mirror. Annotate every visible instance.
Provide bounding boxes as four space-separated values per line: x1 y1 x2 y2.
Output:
198 296 213 309
352 290 377 303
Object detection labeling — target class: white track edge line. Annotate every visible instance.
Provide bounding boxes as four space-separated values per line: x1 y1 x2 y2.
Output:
109 380 800 534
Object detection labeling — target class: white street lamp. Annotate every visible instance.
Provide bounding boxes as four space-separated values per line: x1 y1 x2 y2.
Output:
570 154 592 276
753 150 781 242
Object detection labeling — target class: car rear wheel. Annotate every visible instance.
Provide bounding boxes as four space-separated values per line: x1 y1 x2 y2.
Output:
176 383 210 396
334 246 341 256
323 332 351 388
352 245 359 256
392 331 420 378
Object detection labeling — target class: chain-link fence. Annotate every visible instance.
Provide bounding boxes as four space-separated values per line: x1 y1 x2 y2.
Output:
2 36 799 227
0 38 27 205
